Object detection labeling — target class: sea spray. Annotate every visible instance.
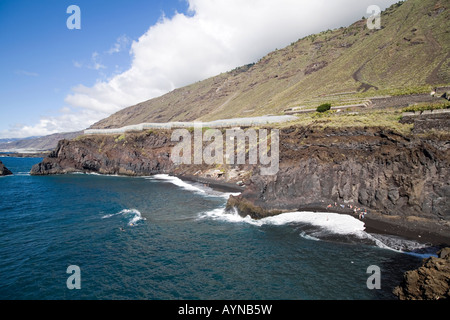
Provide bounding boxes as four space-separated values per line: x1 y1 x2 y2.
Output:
148 174 241 199
102 209 146 226
199 209 366 233
198 208 428 253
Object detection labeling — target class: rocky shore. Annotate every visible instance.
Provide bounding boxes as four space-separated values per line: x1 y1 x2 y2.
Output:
393 247 450 300
30 125 450 246
0 152 50 158
0 160 12 176
226 126 450 246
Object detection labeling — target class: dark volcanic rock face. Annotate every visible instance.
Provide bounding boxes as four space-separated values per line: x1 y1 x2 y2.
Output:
29 125 450 299
0 160 12 176
229 126 450 223
393 247 450 300
30 131 175 176
31 126 450 235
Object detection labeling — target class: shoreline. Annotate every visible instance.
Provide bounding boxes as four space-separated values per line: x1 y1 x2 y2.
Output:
27 163 450 248
0 152 49 158
178 174 450 248
176 173 450 248
175 174 245 193
298 204 450 248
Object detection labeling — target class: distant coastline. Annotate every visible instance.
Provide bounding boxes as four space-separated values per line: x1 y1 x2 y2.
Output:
0 152 49 158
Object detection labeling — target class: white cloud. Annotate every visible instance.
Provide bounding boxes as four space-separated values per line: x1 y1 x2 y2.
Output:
0 109 109 139
107 34 132 55
15 70 39 77
73 60 83 68
6 0 398 139
64 0 398 115
89 52 106 71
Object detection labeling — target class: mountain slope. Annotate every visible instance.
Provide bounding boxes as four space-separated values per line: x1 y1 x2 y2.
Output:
0 131 83 152
90 0 449 129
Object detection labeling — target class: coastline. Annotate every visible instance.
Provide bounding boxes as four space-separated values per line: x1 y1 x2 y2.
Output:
28 125 450 250
0 152 49 158
292 203 450 248
177 173 450 248
175 174 245 193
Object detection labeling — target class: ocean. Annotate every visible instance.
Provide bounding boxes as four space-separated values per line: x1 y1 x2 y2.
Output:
0 157 431 300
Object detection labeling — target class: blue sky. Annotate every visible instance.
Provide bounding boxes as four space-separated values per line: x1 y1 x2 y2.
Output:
0 0 398 139
0 0 188 138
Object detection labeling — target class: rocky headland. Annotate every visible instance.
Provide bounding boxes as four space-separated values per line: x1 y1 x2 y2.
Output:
30 125 450 246
0 160 12 176
30 131 175 176
393 247 450 300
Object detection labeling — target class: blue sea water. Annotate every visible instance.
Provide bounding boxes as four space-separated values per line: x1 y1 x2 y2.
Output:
0 157 429 300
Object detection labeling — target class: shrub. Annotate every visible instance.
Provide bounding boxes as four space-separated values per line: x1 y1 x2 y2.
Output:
402 102 450 113
317 103 332 113
115 134 126 143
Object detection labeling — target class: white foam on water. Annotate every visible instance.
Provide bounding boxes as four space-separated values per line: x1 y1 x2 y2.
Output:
260 211 367 237
148 174 241 199
200 208 366 234
199 207 429 253
102 209 146 226
150 174 206 193
200 207 257 224
366 233 430 254
71 172 125 177
15 172 30 176
299 231 320 241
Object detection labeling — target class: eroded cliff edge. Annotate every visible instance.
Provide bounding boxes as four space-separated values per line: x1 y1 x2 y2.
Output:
30 126 450 244
393 247 450 300
30 130 175 176
0 160 13 176
227 126 450 244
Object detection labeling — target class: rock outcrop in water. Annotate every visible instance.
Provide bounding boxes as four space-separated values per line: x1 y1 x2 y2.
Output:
393 247 450 300
0 160 12 176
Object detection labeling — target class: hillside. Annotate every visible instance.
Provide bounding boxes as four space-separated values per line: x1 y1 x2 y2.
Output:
90 0 449 130
0 131 83 152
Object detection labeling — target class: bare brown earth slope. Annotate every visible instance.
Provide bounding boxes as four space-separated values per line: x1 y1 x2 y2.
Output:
90 0 449 130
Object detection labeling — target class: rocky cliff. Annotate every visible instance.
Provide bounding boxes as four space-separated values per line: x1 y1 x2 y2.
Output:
230 126 449 217
30 125 450 244
0 160 12 176
227 125 450 243
30 131 175 176
393 247 450 300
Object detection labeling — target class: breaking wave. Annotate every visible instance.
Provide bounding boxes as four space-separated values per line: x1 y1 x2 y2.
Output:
199 207 429 253
147 174 240 199
102 209 146 226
